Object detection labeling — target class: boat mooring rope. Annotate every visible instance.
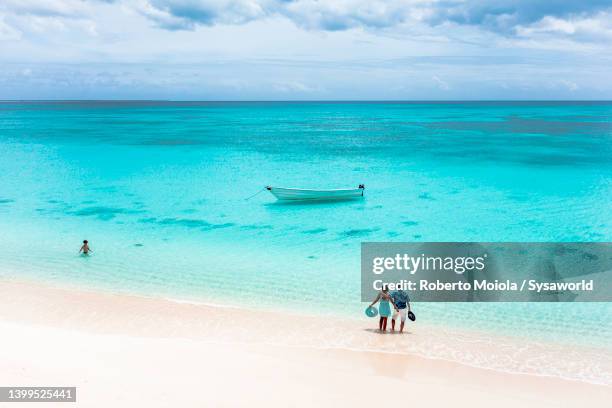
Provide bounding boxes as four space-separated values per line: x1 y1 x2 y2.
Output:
244 187 267 201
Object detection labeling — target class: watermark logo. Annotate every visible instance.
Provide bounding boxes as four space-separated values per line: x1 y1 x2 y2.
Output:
361 242 612 302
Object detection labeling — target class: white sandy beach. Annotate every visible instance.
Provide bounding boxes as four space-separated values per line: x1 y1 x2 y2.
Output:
1 280 611 407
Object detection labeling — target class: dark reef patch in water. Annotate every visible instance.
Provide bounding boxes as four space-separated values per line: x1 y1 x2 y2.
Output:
206 223 235 230
413 234 422 239
140 139 209 146
134 243 144 247
339 227 380 238
402 221 419 227
139 217 235 230
415 115 612 167
303 228 327 234
552 246 578 256
138 217 156 223
418 192 434 200
89 186 119 193
163 217 195 225
581 252 598 261
429 116 610 138
240 224 274 230
0 198 15 204
387 231 401 238
69 206 144 220
139 217 234 230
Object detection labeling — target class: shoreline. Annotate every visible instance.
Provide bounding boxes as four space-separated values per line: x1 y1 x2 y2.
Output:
1 279 612 388
1 280 612 407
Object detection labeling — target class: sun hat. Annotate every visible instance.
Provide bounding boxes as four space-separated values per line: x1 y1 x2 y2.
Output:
365 306 378 317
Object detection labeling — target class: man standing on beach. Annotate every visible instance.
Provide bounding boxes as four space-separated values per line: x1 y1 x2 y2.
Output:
390 289 411 333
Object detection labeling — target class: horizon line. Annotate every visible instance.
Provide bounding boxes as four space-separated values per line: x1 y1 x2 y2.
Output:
1 99 611 103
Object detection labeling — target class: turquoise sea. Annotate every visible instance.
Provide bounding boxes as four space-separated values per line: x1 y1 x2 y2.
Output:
1 101 611 351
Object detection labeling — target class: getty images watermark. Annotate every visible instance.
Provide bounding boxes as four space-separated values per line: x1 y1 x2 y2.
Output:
361 242 612 302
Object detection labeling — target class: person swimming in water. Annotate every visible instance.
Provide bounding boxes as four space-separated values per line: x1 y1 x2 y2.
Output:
79 240 91 255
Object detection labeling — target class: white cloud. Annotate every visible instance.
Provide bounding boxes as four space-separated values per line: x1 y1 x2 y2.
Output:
272 80 320 93
0 17 21 40
279 0 412 31
133 0 269 29
0 0 88 18
559 79 579 92
128 0 612 39
136 0 191 30
515 12 612 42
432 75 450 90
519 16 578 35
0 0 610 99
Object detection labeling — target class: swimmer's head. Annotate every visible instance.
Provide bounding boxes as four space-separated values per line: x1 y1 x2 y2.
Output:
83 240 88 244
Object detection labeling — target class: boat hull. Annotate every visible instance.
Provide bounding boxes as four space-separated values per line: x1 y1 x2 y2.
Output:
267 186 364 201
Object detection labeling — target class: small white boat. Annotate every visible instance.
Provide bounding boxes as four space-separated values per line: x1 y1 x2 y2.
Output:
266 185 365 201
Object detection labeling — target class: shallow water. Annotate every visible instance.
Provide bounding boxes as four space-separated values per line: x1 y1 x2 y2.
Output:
0 101 611 352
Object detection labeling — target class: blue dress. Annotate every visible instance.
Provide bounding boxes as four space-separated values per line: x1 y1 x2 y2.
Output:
379 297 392 317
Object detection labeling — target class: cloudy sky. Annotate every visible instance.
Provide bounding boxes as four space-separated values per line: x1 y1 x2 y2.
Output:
1 0 611 100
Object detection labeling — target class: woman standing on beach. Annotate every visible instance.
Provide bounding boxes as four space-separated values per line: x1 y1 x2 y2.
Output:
369 285 398 332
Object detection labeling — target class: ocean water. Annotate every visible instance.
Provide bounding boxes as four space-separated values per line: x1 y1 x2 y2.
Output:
0 101 611 353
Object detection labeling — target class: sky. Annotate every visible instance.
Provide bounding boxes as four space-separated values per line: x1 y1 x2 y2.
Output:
0 0 611 100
